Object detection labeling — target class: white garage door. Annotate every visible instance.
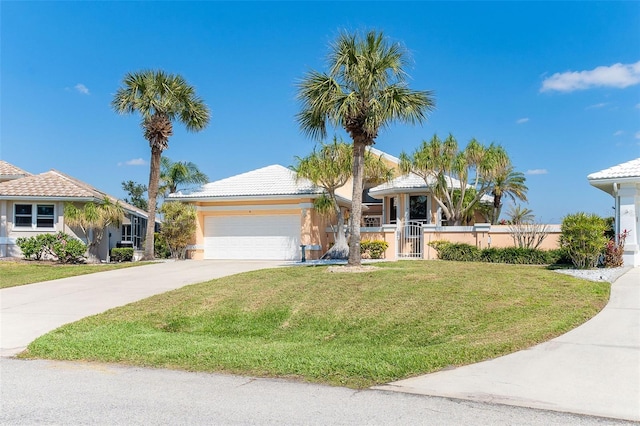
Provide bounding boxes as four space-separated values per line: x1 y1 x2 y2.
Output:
204 215 301 260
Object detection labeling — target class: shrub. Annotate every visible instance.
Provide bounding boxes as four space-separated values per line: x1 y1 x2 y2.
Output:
603 229 629 268
360 240 389 259
433 243 481 262
51 233 87 264
560 213 608 269
111 247 134 262
154 232 171 259
159 202 197 259
430 240 568 265
16 234 55 260
16 232 85 263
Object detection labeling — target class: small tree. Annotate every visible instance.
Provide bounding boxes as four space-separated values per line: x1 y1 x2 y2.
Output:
292 139 393 259
64 198 125 263
159 202 197 259
121 180 148 211
560 212 608 269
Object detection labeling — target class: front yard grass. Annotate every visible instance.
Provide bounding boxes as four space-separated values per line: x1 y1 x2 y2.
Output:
23 261 609 388
0 261 152 289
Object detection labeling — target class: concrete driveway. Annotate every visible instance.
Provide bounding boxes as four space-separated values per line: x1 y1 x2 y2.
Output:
0 260 284 356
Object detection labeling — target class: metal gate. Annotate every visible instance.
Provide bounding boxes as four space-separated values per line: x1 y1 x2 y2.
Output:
397 221 424 259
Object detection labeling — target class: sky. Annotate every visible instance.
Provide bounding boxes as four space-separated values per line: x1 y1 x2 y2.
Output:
1 1 639 223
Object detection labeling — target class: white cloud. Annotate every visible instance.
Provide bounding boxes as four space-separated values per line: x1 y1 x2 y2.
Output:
636 103 640 109
635 131 640 140
516 118 529 124
526 169 548 175
74 83 90 95
118 158 147 166
613 130 624 136
586 102 608 109
540 61 640 92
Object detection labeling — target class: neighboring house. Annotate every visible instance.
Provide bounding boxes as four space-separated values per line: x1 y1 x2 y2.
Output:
588 158 640 267
0 161 155 260
167 164 351 261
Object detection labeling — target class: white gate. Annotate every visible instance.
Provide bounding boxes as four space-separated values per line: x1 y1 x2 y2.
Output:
397 221 424 259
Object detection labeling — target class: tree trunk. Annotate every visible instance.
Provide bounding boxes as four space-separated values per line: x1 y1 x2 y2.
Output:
348 142 366 266
144 146 162 260
322 209 348 259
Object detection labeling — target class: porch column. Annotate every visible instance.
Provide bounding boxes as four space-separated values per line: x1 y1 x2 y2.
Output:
618 184 639 267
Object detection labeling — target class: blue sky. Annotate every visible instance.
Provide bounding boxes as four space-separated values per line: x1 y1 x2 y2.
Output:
2 1 639 223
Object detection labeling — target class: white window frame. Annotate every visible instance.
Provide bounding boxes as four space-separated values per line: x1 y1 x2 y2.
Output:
13 203 56 231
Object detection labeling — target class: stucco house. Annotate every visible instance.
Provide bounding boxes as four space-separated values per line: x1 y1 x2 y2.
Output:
167 164 351 260
0 160 155 261
588 158 640 267
169 148 540 261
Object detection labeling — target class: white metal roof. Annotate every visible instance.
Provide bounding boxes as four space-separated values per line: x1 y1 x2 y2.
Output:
588 158 640 180
168 164 326 199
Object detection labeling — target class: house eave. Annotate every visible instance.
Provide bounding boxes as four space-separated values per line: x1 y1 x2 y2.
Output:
369 187 433 199
0 196 98 202
166 193 327 203
588 176 640 196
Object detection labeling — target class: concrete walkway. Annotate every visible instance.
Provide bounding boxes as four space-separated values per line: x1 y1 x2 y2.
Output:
0 260 284 357
374 267 640 422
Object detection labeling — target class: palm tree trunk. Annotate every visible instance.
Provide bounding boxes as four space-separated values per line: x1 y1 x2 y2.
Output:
322 207 348 259
348 141 366 266
144 146 162 259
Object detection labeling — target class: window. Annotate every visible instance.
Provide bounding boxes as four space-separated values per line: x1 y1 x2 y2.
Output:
409 195 428 222
389 197 398 223
14 204 32 227
14 204 55 229
37 205 54 228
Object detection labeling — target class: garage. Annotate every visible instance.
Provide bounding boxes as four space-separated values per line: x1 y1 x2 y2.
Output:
204 214 301 260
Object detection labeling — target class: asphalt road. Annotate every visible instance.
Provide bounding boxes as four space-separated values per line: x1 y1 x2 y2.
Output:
0 358 631 426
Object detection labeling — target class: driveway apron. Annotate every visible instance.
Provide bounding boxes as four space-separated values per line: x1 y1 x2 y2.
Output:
374 267 640 422
0 260 284 357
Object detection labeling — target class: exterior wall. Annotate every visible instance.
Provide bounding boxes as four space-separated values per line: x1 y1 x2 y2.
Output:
617 183 640 267
0 200 75 258
422 224 561 260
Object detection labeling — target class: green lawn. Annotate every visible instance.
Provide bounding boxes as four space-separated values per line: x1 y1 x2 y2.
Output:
23 261 609 388
0 261 152 289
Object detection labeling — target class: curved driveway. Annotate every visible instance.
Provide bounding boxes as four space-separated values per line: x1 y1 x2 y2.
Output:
1 260 284 356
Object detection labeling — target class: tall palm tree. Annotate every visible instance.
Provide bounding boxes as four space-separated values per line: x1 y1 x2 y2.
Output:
159 156 209 197
487 165 528 224
297 30 435 266
293 138 393 259
112 70 210 259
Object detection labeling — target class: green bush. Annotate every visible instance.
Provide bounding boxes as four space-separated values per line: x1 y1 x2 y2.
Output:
16 234 55 260
154 232 171 259
430 240 570 265
360 240 389 259
434 243 482 262
16 232 85 263
51 233 87 264
560 213 608 269
110 248 134 262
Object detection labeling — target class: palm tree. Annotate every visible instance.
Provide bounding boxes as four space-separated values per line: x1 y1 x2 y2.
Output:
296 30 435 266
292 138 393 259
487 165 528 224
159 156 209 197
112 70 210 259
64 198 125 263
400 134 509 226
